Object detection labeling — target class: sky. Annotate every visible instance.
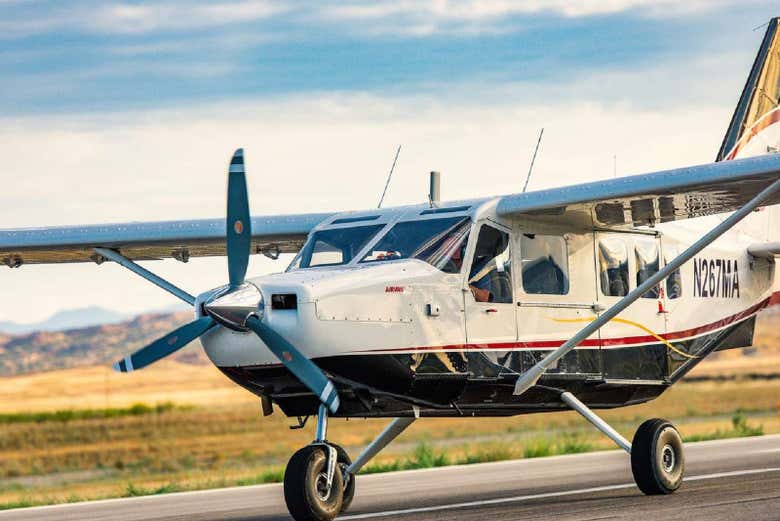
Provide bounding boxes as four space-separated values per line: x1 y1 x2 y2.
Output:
1 0 778 323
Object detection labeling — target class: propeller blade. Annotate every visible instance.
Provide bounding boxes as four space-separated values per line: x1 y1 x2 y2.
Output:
113 316 217 373
245 315 340 413
227 148 251 288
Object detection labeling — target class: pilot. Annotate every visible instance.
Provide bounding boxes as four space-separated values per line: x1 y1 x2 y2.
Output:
468 239 507 304
438 234 492 302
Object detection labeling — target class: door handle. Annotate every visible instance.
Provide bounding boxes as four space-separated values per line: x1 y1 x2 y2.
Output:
485 308 498 313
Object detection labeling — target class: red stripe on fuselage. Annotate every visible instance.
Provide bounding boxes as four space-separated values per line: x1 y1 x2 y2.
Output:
359 291 780 354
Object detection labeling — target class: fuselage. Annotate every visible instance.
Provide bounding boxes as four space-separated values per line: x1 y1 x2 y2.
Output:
200 197 779 418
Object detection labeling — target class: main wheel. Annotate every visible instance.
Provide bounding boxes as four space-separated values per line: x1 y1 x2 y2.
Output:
284 445 344 521
330 443 355 513
631 418 685 495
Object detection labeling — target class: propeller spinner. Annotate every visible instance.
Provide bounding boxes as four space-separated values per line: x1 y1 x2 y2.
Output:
112 149 340 413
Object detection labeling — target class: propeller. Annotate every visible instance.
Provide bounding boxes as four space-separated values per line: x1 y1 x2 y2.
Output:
245 315 340 412
227 148 250 288
112 149 341 413
113 316 216 372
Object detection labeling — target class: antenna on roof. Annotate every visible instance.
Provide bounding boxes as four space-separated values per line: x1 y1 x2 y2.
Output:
522 128 544 193
428 171 441 207
378 145 402 208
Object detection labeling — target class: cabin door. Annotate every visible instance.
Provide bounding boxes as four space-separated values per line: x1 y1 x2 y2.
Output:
595 233 668 381
463 222 517 351
512 231 602 378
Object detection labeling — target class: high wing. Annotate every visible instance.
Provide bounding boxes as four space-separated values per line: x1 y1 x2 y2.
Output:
497 154 780 228
0 213 333 266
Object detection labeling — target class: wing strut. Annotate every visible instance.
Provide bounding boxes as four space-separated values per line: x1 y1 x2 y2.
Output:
93 247 196 305
513 177 780 396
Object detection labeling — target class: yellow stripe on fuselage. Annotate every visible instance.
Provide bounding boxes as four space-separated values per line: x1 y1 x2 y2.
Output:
550 316 698 360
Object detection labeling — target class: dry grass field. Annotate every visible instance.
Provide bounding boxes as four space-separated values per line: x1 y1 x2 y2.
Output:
0 311 778 509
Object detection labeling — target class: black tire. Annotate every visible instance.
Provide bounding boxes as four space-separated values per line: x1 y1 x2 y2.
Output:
284 445 344 521
330 443 355 513
631 418 685 495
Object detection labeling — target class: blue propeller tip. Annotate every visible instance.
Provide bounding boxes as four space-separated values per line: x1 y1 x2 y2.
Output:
230 149 245 173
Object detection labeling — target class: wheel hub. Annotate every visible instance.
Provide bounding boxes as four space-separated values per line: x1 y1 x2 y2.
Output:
315 472 333 501
661 443 676 473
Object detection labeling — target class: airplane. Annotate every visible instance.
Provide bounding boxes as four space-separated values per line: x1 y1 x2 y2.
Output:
3 17 780 521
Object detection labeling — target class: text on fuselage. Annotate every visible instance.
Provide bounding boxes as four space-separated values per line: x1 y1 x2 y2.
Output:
693 258 740 298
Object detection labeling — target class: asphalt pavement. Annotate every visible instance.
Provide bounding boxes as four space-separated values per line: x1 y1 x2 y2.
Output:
3 434 779 521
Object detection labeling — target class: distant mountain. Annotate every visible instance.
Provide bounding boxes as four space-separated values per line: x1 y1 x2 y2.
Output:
0 311 208 376
0 304 189 335
0 306 128 335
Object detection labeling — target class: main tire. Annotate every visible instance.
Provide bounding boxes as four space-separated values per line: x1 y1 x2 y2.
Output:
284 445 344 521
631 418 685 495
330 443 356 513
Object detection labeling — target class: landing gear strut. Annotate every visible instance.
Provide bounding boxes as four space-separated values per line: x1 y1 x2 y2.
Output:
283 407 415 521
560 391 685 495
284 404 344 521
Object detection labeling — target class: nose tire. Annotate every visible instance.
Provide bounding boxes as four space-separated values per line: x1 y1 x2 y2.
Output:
284 445 344 521
631 418 685 495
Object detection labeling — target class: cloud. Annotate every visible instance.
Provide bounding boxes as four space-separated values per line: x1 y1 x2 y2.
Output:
322 0 729 20
90 0 288 34
0 0 288 39
0 67 735 321
0 0 766 40
315 0 759 36
0 0 772 321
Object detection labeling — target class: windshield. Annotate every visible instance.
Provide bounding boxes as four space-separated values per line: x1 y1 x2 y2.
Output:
289 224 385 269
361 217 471 273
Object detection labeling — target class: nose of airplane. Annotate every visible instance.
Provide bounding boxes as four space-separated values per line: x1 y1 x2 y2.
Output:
203 282 264 330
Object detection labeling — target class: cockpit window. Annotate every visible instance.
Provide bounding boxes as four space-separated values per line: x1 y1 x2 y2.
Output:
289 224 384 269
361 217 471 273
469 225 513 303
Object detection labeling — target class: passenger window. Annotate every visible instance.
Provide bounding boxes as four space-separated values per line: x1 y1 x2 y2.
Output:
599 238 629 297
635 239 660 299
468 225 512 304
665 251 683 299
520 234 569 295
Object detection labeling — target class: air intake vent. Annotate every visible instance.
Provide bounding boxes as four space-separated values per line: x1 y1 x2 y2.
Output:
271 293 298 310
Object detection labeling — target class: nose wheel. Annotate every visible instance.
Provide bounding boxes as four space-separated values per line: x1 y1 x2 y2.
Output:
284 444 344 521
284 403 357 521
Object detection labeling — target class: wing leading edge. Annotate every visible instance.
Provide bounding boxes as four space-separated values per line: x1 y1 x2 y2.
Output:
496 154 780 228
6 155 780 265
0 213 333 266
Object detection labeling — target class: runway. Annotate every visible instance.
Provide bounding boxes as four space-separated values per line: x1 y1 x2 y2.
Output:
4 434 779 521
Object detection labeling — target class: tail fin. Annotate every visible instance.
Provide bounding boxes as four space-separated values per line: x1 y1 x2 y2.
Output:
717 17 780 161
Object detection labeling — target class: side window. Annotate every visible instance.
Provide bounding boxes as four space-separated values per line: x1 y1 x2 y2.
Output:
665 251 683 299
635 239 660 299
520 234 569 295
599 237 629 297
468 225 512 304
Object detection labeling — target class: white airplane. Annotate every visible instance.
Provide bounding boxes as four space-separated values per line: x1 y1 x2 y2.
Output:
3 18 780 521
